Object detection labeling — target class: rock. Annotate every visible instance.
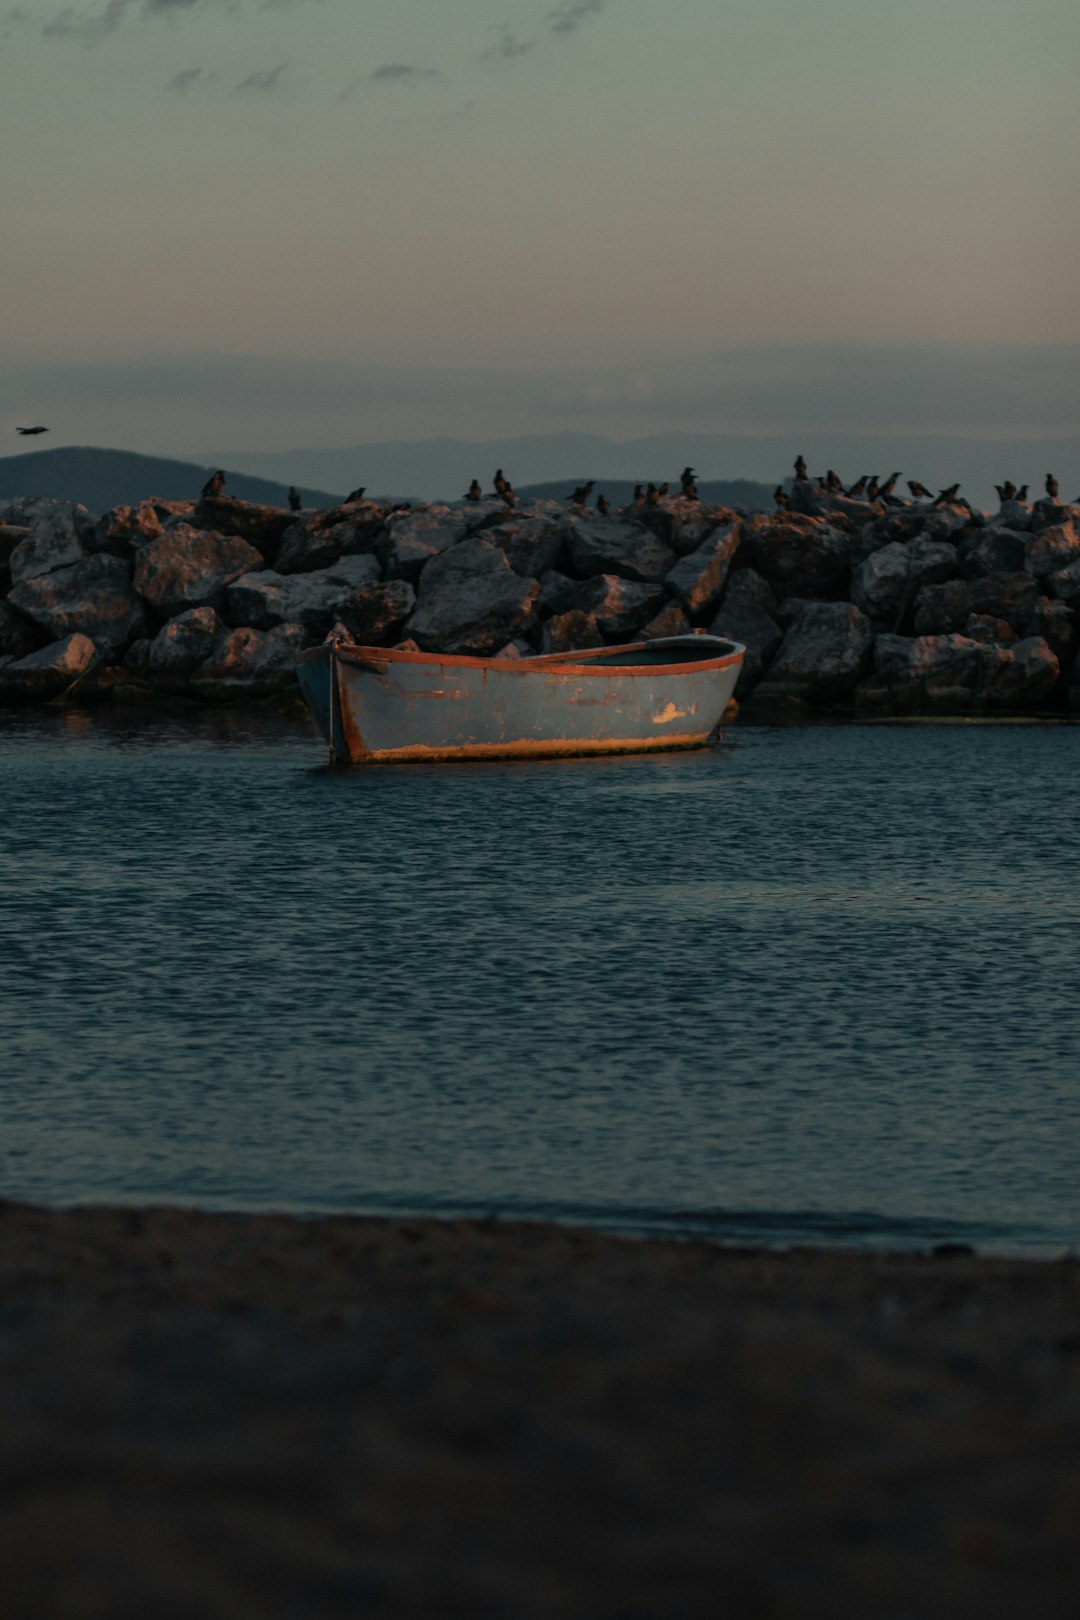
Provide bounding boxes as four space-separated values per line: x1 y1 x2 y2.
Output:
856 505 936 556
1032 497 1070 532
487 515 564 578
851 539 959 625
962 529 1028 578
190 623 309 700
1046 557 1080 607
378 507 469 584
133 527 263 619
639 602 693 641
189 497 296 562
857 631 1059 715
982 637 1059 708
756 600 873 703
275 501 386 574
991 499 1033 533
337 580 416 647
536 569 577 617
667 500 735 558
152 500 196 526
393 638 421 653
789 483 881 529
567 575 668 641
147 608 225 686
0 632 99 700
494 639 532 659
8 554 145 656
2 495 95 551
709 569 783 696
225 555 380 640
458 498 515 534
562 513 675 583
914 572 1038 637
89 501 163 559
917 501 973 543
53 663 129 707
964 614 1016 646
664 524 739 620
8 514 86 586
735 516 851 602
1028 597 1073 667
123 638 152 675
0 525 32 591
405 537 540 655
540 611 604 654
0 601 47 660
1025 520 1080 580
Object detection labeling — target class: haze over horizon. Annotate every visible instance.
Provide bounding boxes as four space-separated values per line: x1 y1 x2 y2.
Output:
3 1 1078 456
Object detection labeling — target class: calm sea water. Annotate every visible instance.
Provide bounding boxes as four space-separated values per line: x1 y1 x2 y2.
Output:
1 705 1078 1254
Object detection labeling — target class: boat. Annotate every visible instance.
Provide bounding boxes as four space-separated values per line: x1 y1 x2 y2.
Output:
295 633 745 765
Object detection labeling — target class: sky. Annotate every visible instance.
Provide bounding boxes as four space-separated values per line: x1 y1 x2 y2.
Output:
2 0 1078 459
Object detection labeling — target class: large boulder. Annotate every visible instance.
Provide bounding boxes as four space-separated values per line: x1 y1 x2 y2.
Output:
709 569 783 696
991 498 1033 533
0 601 48 660
405 537 540 655
1028 597 1074 668
275 501 386 574
1025 520 1080 580
982 637 1059 708
562 513 675 583
916 501 974 543
88 501 163 559
540 610 604 654
146 608 225 687
565 575 668 641
961 528 1028 578
0 633 98 700
664 524 739 620
851 539 958 625
133 527 262 619
224 555 380 640
189 497 296 562
337 580 417 647
1046 557 1080 607
788 483 881 529
914 572 1038 637
734 516 851 602
8 513 86 586
1032 497 1070 532
190 623 309 700
667 499 734 558
7 554 145 656
378 507 469 584
857 632 1059 716
486 514 564 579
639 602 693 641
0 524 31 587
756 601 872 703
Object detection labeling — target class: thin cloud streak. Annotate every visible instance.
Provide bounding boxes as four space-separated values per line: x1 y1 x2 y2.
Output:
166 64 206 88
479 29 535 62
548 0 604 36
235 61 288 90
369 62 446 86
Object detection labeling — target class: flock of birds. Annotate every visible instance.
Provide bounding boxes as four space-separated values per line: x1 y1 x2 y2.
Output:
460 465 703 514
777 455 1072 512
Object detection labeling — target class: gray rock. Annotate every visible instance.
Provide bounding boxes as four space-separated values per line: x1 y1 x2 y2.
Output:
568 575 668 641
540 611 604 654
225 555 380 639
914 572 1038 637
338 580 416 647
89 501 163 559
858 631 1058 715
487 515 564 578
275 501 386 574
709 569 783 696
982 637 1059 708
0 632 99 699
789 484 882 529
964 614 1016 646
406 537 540 655
536 569 577 617
639 602 693 641
735 516 851 602
0 601 46 660
133 527 263 618
1025 520 1080 580
378 507 469 584
962 528 1028 578
189 497 297 562
1046 557 1080 606
917 502 972 543
664 524 739 619
8 554 145 656
1032 497 1070 532
851 539 958 624
0 525 32 590
8 514 86 586
991 499 1033 533
147 608 225 686
562 514 675 583
190 623 309 700
759 600 873 702
667 500 734 558
1028 597 1074 667
3 496 95 561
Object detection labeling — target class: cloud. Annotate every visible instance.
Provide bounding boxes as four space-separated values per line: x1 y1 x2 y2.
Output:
41 0 133 45
369 62 446 86
165 64 207 89
479 29 535 62
548 0 604 34
143 0 201 12
235 61 288 91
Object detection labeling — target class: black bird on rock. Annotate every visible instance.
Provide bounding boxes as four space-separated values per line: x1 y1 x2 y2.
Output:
633 484 645 504
499 483 516 509
847 475 868 497
907 479 933 500
879 473 901 499
494 468 509 497
794 454 808 482
774 484 790 509
1015 484 1029 501
1046 473 1059 499
568 481 594 508
16 425 48 436
288 486 301 512
596 494 609 515
935 483 961 505
866 476 880 502
658 481 669 497
680 466 697 497
646 483 660 505
346 486 366 503
466 479 482 502
201 469 226 498
826 468 844 493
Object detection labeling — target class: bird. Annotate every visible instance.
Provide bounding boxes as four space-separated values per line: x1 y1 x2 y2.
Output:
658 481 669 497
793 454 808 482
774 484 790 508
499 483 516 508
907 479 933 500
345 486 366 503
596 494 609 515
878 472 901 499
1014 484 1029 501
825 469 843 493
466 479 482 502
568 480 594 508
633 484 645 504
1046 473 1059 499
934 483 961 505
494 468 509 497
16 425 48 436
288 486 301 512
201 469 226 498
680 465 697 493
847 476 868 498
866 476 880 502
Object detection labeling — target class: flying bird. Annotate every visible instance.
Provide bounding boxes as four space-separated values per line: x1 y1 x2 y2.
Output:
288 486 301 512
201 470 226 498
16 426 49 436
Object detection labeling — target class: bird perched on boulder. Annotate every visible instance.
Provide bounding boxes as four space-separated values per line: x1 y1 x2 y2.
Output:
793 454 808 483
1046 473 1059 499
774 484 790 509
345 486 366 503
596 494 609 515
466 479 482 502
494 468 509 497
201 469 226 498
1014 484 1029 501
499 482 516 508
568 481 594 508
866 476 880 502
826 469 844 493
680 466 697 496
878 473 901 499
934 483 961 505
907 479 933 500
633 485 645 504
646 482 660 505
847 476 868 497
16 425 48 436
288 486 301 512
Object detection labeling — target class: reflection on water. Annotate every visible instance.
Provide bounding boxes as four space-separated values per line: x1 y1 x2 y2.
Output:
2 706 1079 1254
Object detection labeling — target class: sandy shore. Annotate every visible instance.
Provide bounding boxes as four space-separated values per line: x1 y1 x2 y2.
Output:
1 1203 1078 1619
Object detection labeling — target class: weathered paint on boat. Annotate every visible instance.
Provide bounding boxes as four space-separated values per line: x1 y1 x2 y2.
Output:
295 634 744 765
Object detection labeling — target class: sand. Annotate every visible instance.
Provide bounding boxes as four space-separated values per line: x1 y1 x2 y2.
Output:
0 1202 1078 1619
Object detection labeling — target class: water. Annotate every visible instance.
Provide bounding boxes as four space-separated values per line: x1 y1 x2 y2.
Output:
2 705 1079 1255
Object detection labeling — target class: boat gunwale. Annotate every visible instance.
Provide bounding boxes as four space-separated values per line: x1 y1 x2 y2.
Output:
296 635 745 681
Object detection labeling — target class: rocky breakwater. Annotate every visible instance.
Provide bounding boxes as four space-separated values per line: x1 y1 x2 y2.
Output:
1 482 1079 718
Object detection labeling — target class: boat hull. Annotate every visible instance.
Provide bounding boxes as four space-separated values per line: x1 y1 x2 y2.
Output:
295 637 744 765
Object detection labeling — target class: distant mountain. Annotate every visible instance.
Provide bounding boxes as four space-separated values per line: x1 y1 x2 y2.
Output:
518 479 774 510
0 447 345 516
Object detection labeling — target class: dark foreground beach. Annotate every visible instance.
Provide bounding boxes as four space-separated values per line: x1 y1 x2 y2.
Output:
2 1206 1078 1618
